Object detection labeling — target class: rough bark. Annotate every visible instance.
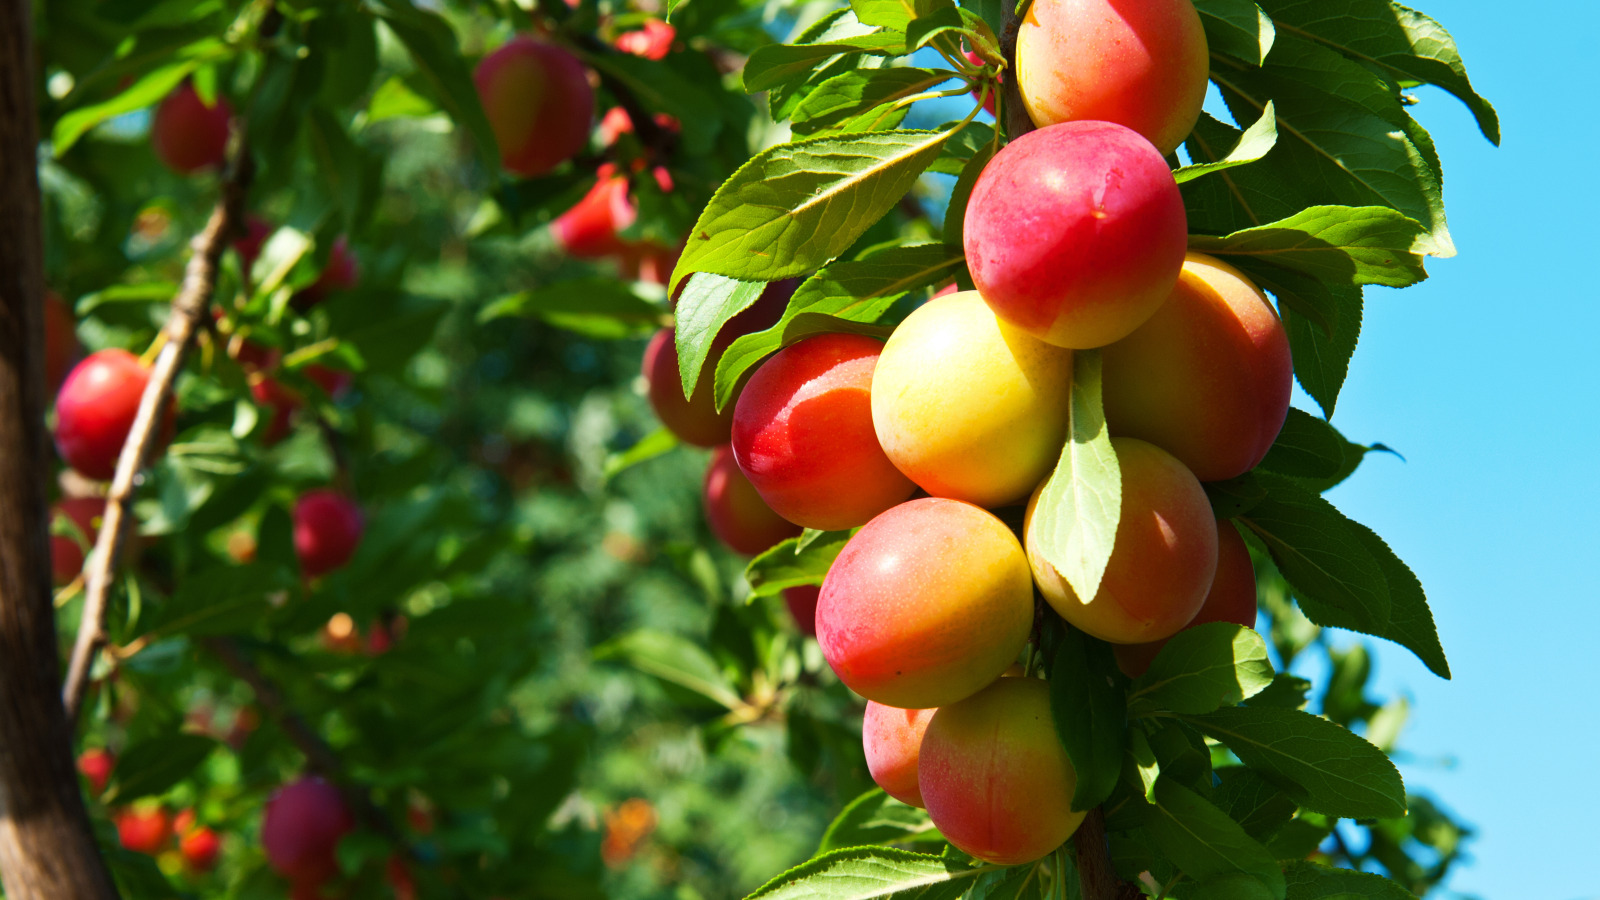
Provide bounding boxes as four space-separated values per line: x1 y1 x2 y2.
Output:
0 0 122 895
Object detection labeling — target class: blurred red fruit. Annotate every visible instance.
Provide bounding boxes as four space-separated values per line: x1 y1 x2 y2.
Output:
178 820 221 873
261 776 354 886
614 19 675 60
116 806 171 855
293 491 364 578
553 165 636 259
54 349 175 481
151 81 231 174
293 237 360 308
77 748 114 795
783 585 820 637
251 376 300 445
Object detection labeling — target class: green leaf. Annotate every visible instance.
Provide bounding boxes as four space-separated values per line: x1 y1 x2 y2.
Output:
744 32 908 94
851 0 919 30
604 427 680 481
596 630 744 710
103 734 219 804
1182 705 1406 820
1127 623 1275 716
367 75 436 121
1236 472 1391 635
1027 350 1120 603
675 274 769 400
53 61 198 156
1255 0 1499 145
670 129 955 291
140 563 293 638
306 106 381 232
904 6 967 52
1209 34 1452 256
1256 270 1362 418
479 279 665 338
791 68 956 136
1257 408 1345 479
372 0 500 176
745 531 851 598
1213 766 1299 842
1143 778 1287 899
744 847 996 900
1282 860 1420 899
1046 623 1125 811
817 789 941 854
1173 102 1277 184
1188 205 1429 290
1347 521 1450 679
1193 0 1275 65
942 137 996 249
714 243 964 409
1244 673 1312 709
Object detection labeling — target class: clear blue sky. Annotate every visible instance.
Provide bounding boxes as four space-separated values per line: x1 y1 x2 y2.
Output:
1311 2 1598 897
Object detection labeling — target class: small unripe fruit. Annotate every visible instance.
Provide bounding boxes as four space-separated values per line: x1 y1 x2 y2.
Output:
1016 0 1208 155
1115 520 1258 677
919 678 1084 865
964 121 1186 349
1102 253 1293 482
293 491 364 578
475 36 595 178
872 290 1073 507
817 498 1032 708
77 748 114 795
1027 438 1218 644
51 496 106 585
151 81 231 174
54 349 175 481
862 702 936 808
703 444 801 555
116 806 172 855
261 776 354 886
783 585 820 637
733 333 916 530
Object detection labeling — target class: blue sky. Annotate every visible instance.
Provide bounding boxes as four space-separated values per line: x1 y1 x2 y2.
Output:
1310 2 1599 897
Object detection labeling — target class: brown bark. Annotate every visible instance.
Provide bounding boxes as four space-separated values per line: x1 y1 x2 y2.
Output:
0 0 122 895
999 1 1037 142
1074 808 1142 900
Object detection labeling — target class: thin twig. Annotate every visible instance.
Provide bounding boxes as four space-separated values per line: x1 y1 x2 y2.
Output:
202 637 405 845
1074 807 1141 900
60 140 254 723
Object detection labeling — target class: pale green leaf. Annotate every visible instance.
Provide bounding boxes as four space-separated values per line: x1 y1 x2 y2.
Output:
1127 623 1276 716
1174 102 1277 184
1027 350 1119 603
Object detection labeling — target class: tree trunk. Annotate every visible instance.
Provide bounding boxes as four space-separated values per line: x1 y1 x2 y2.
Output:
0 0 123 895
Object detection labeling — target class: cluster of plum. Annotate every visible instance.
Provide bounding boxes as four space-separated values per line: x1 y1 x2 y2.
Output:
642 0 1292 867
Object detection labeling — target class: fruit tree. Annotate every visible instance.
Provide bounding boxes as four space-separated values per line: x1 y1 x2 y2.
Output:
0 0 1494 897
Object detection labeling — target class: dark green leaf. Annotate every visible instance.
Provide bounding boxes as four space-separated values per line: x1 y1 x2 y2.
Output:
714 243 964 408
1194 0 1275 65
1127 623 1275 716
1209 34 1451 255
942 137 996 248
1282 859 1420 899
747 847 996 900
596 631 743 710
792 68 956 136
745 531 851 598
675 274 768 399
1267 819 1334 860
140 563 293 638
744 32 908 94
372 0 501 175
670 130 954 290
1243 673 1312 709
54 60 201 156
1046 623 1125 811
1255 0 1499 144
1144 778 1286 899
1214 766 1299 842
1258 408 1346 479
817 789 940 853
1173 102 1277 184
1182 705 1406 819
1236 472 1391 635
1188 205 1429 290
479 279 665 339
104 734 219 804
604 427 680 481
1027 350 1120 603
1348 521 1449 679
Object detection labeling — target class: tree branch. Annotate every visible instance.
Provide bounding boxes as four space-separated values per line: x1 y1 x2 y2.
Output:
202 637 403 845
0 0 122 893
1074 808 1141 900
60 139 254 723
999 2 1036 142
